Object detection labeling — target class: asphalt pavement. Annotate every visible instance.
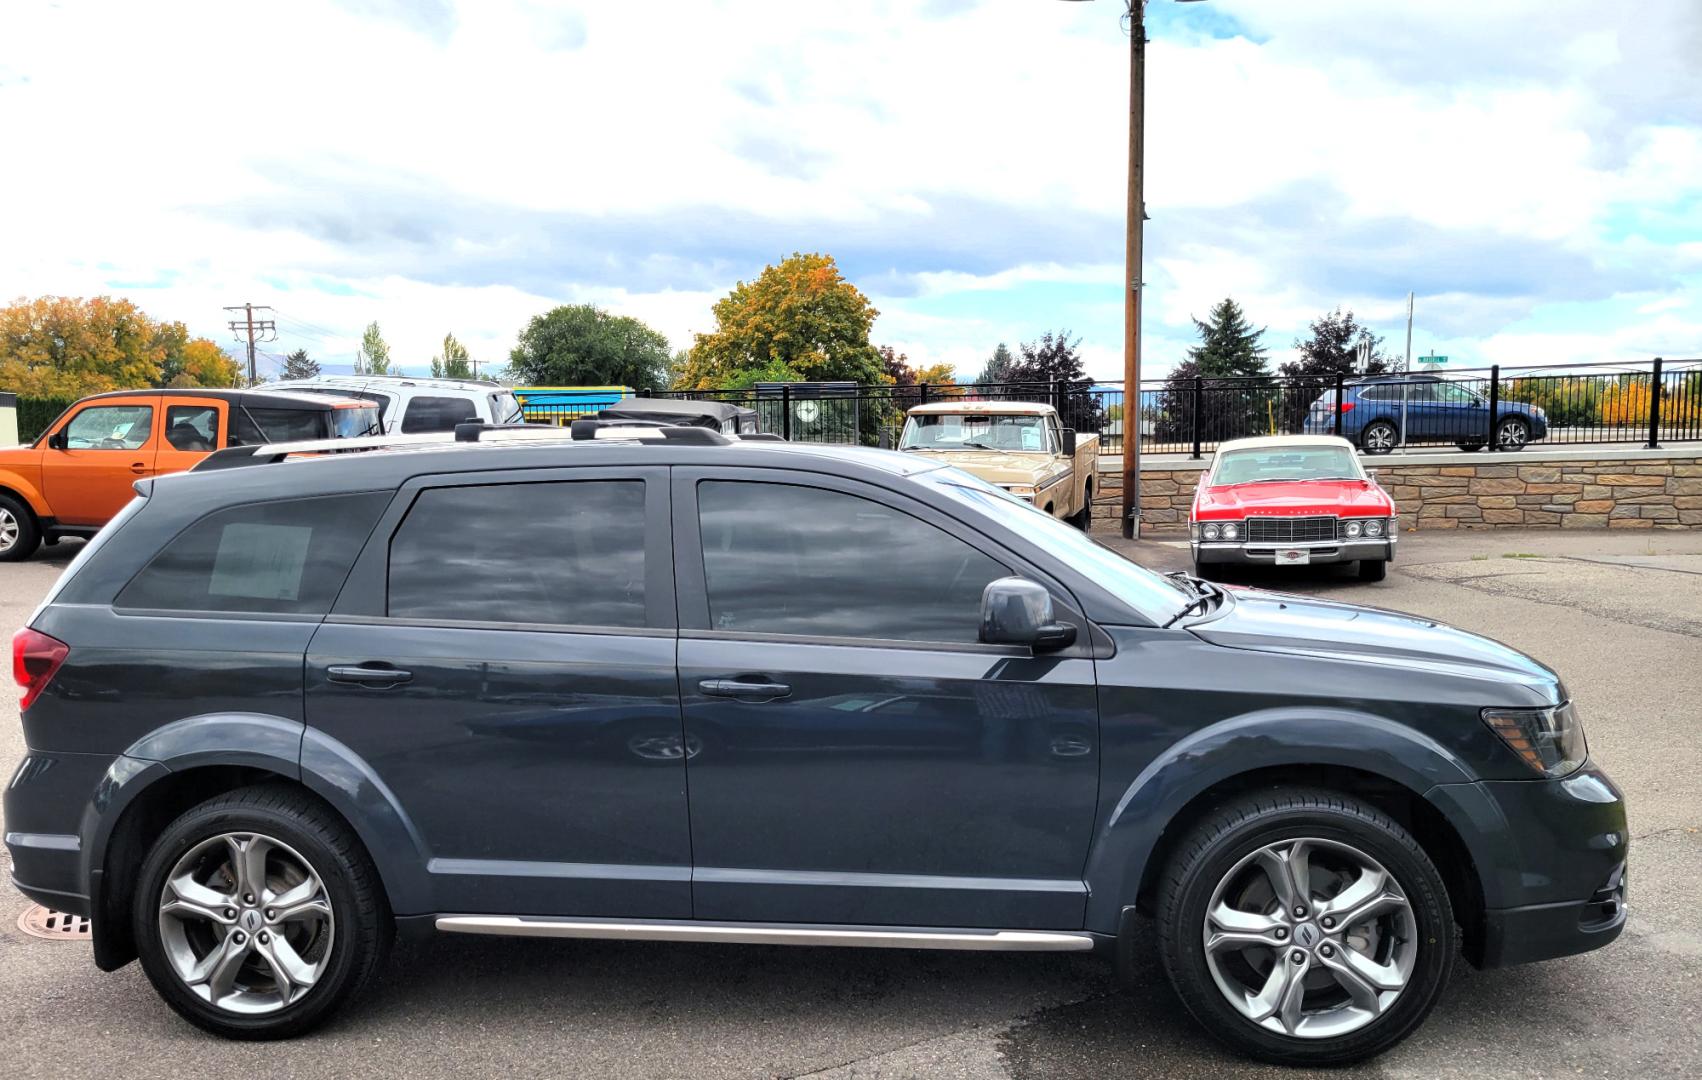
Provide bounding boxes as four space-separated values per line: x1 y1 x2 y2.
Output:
2 529 1699 1079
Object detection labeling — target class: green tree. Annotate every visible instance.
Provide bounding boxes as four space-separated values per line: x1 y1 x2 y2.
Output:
1005 329 1104 433
1158 299 1273 443
507 304 671 389
1277 307 1392 433
678 252 884 390
975 342 1016 385
430 333 474 380
359 321 392 376
281 348 321 380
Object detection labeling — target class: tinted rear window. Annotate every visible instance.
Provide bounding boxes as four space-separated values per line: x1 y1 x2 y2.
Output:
387 481 647 627
116 493 389 614
400 396 479 433
231 407 327 445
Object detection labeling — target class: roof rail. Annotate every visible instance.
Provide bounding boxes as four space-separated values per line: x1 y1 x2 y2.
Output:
568 419 732 445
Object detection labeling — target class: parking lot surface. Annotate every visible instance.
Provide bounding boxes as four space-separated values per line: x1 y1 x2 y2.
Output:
3 529 1699 1079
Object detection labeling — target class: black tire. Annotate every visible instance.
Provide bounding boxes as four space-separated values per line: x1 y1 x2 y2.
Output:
133 785 391 1039
1192 559 1222 583
1357 559 1387 583
1454 441 1483 453
0 492 42 562
1074 494 1093 531
1359 421 1397 455
1494 417 1530 451
1154 788 1455 1067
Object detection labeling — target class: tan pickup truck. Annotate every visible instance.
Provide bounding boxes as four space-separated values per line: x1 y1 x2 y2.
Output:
897 400 1099 527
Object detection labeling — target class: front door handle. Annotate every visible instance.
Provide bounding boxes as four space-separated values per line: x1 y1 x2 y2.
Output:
130 461 149 474
327 664 413 687
699 677 791 701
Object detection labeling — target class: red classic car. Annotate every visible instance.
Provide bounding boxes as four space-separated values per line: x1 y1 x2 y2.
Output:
1190 435 1396 582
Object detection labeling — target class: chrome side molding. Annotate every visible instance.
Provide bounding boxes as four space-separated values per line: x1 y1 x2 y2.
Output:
434 916 1096 952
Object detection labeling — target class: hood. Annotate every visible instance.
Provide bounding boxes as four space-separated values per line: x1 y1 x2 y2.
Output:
901 448 1054 485
1189 588 1562 700
1195 480 1392 518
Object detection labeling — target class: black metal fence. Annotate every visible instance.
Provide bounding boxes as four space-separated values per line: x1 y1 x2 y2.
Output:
517 357 1700 457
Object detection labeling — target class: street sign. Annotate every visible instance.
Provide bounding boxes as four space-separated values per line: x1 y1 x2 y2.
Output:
1418 354 1447 364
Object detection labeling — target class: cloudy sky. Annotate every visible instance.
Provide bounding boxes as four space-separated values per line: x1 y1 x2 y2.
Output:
2 0 1699 382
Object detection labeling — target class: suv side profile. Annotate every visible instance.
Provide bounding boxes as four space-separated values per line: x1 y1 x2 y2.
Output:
256 375 523 435
6 427 1626 1065
0 389 380 561
1303 374 1549 454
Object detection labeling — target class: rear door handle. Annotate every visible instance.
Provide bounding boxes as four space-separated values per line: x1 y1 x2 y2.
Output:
698 678 791 701
327 664 413 687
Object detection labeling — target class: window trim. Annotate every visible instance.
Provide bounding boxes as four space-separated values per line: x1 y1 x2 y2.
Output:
670 466 1089 654
330 466 675 631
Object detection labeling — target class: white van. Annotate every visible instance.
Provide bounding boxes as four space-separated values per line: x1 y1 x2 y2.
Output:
254 375 524 435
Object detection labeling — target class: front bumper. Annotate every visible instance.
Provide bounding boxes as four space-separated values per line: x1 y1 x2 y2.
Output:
1430 762 1629 968
1192 536 1394 566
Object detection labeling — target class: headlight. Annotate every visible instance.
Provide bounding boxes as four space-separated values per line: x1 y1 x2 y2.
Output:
1203 524 1221 541
1365 519 1384 537
1221 522 1238 540
1344 520 1363 538
1482 702 1587 777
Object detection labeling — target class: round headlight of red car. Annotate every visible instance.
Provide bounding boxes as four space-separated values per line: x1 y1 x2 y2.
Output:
1221 522 1238 540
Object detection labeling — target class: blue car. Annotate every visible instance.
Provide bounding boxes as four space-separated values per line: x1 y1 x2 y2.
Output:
1304 374 1548 454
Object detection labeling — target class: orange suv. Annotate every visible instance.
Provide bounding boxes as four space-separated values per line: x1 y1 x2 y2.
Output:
0 388 379 560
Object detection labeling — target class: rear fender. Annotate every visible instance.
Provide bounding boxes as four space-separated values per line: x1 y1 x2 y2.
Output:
1082 707 1478 932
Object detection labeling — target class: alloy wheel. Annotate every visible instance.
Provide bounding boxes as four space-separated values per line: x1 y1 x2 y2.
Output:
1497 420 1528 449
0 508 17 552
157 832 335 1015
1363 425 1395 452
1202 837 1417 1039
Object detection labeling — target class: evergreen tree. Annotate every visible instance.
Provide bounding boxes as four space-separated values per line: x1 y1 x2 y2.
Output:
1158 299 1273 444
281 348 320 380
976 342 1016 385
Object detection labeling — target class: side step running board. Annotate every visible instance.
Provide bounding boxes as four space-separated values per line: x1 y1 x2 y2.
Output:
435 915 1096 952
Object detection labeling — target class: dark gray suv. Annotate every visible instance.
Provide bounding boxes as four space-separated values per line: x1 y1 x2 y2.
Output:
5 425 1627 1065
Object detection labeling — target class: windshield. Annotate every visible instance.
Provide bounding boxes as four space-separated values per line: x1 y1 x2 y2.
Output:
900 413 1050 452
490 391 523 424
921 467 1192 624
332 406 383 437
1212 445 1362 485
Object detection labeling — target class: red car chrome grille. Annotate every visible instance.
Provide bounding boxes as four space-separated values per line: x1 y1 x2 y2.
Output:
1244 516 1338 544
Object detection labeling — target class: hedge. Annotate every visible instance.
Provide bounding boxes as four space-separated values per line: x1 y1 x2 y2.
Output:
15 397 76 443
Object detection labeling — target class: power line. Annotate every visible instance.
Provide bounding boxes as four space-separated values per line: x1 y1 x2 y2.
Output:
224 303 277 384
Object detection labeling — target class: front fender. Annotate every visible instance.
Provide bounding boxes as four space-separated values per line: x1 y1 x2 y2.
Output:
0 464 49 517
1082 707 1477 932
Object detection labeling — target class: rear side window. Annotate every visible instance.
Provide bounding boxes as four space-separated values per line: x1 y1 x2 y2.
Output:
400 396 478 433
387 481 647 627
116 493 389 614
231 407 326 445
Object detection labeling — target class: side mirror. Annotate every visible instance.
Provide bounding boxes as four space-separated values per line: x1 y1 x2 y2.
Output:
47 431 68 450
979 577 1077 652
1062 428 1077 455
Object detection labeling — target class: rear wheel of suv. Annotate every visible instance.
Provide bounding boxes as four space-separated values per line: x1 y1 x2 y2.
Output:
0 493 41 561
133 785 390 1039
1155 788 1455 1067
1359 421 1398 455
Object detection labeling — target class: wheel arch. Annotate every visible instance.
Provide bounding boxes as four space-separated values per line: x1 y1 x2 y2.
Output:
0 475 48 520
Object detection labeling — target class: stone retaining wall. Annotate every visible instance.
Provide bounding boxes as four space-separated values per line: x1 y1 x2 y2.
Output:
1093 448 1702 532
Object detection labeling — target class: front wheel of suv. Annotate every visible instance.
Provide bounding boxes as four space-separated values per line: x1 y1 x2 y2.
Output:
1154 788 1455 1067
0 493 42 561
133 785 391 1039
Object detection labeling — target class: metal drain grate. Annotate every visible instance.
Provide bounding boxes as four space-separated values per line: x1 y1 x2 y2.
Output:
18 904 92 941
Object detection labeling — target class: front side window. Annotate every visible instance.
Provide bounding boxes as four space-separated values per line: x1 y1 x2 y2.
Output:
400 396 478 433
116 493 389 614
697 480 1009 643
64 404 153 449
164 405 220 452
388 481 647 627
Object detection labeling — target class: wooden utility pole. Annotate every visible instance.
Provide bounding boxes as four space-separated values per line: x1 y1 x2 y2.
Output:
224 303 277 384
1121 1 1147 539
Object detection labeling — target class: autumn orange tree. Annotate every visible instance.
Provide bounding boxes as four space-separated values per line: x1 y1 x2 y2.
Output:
677 253 887 390
0 296 239 397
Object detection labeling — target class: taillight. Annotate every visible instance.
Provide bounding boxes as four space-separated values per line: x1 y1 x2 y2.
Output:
12 628 69 712
1338 402 1356 413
